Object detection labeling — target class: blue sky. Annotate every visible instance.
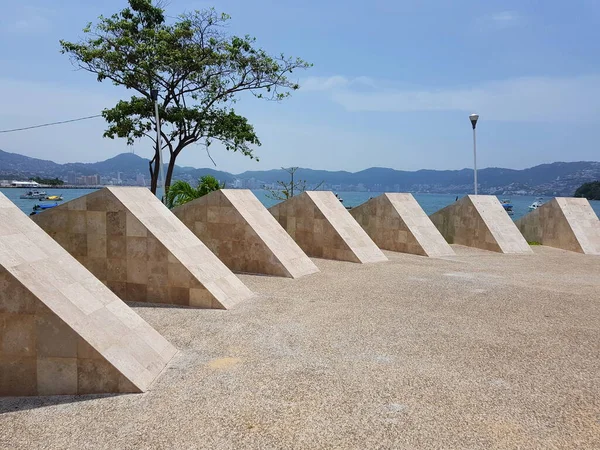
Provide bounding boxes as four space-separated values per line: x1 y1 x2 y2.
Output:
0 0 599 173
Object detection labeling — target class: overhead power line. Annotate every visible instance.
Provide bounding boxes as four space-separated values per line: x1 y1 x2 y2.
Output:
0 114 103 134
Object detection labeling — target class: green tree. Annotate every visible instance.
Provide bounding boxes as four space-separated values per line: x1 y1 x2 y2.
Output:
60 0 310 194
574 181 600 200
166 175 224 208
31 177 65 186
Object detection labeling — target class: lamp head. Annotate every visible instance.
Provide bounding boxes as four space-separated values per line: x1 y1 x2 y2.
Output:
151 89 159 101
469 113 479 129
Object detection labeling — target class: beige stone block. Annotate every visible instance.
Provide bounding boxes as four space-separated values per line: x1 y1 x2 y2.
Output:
85 193 108 212
36 312 78 358
0 271 38 314
106 211 126 236
68 211 87 234
86 257 108 281
126 214 148 237
126 237 148 259
430 195 531 254
126 282 147 303
77 358 120 394
67 196 87 211
147 236 168 260
0 356 37 396
147 284 169 303
168 263 192 287
107 235 126 259
86 211 107 235
169 286 190 305
1 191 176 396
37 357 78 395
189 287 214 308
106 258 127 282
126 259 148 285
70 233 88 257
106 280 127 300
269 191 386 263
87 234 107 258
1 313 36 357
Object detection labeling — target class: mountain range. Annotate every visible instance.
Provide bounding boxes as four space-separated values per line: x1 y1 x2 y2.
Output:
1 149 599 196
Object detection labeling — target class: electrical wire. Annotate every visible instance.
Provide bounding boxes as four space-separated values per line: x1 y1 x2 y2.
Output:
0 114 103 133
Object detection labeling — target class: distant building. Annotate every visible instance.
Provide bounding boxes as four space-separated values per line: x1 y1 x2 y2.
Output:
11 180 40 188
75 174 100 185
67 171 77 185
136 174 146 186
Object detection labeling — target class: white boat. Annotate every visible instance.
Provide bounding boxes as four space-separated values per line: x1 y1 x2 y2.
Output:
19 190 47 200
528 197 544 211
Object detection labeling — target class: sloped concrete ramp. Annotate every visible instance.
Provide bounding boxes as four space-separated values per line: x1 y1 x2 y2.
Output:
172 189 318 278
0 192 177 396
515 197 600 255
350 193 454 257
429 195 532 254
32 187 253 309
269 191 387 263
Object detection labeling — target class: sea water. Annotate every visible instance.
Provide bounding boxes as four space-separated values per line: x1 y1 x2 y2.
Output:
1 188 599 221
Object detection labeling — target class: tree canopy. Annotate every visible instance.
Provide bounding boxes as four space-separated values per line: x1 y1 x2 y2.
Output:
60 0 310 193
574 181 600 200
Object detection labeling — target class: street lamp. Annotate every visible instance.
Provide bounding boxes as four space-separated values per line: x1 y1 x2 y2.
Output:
151 88 166 204
469 113 479 195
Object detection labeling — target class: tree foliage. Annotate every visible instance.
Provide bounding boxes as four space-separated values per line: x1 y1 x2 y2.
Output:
30 177 64 186
166 175 224 208
60 0 310 193
574 181 600 200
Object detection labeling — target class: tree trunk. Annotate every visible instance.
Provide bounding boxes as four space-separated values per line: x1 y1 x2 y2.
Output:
149 154 158 194
164 144 184 194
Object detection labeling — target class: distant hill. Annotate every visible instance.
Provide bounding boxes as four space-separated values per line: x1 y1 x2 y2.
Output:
1 149 599 196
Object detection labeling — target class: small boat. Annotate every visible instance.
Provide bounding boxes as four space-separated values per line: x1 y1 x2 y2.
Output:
45 195 63 201
20 190 47 200
32 203 58 211
528 197 544 211
500 199 514 216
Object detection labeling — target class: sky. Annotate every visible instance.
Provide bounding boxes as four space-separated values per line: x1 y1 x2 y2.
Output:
0 0 599 174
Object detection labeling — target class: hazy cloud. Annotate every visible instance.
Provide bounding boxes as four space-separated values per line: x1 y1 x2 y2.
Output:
1 6 53 34
301 75 375 92
479 10 523 30
306 74 600 122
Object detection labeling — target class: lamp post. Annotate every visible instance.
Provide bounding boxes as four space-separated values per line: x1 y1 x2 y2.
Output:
151 89 166 204
469 113 479 195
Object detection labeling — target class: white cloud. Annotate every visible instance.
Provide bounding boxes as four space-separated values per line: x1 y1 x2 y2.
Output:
480 10 523 30
300 75 375 92
303 74 600 122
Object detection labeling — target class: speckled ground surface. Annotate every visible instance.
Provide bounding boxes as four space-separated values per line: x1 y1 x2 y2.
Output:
1 245 599 449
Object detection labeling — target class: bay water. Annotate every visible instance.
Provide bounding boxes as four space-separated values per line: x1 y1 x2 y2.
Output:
2 187 599 221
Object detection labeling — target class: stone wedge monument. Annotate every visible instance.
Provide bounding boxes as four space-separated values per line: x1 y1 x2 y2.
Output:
429 195 532 254
172 189 319 278
350 193 455 257
0 193 177 396
515 197 600 255
269 191 388 263
32 187 253 309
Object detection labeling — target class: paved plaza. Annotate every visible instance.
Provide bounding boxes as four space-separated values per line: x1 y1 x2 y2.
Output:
1 245 598 449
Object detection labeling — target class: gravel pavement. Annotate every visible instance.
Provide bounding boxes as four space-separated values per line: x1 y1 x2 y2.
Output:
1 245 599 449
